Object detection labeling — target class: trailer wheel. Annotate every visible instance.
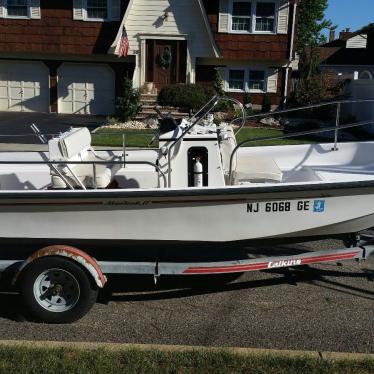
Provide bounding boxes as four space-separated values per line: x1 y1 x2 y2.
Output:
20 257 98 323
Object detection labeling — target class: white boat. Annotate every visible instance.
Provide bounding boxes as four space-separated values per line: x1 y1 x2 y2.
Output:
2 96 374 324
1 97 374 248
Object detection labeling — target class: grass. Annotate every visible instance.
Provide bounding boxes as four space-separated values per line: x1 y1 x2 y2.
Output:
0 346 373 374
92 127 315 148
92 128 155 148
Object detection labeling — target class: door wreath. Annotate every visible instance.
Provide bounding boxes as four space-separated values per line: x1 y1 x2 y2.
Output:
158 47 172 69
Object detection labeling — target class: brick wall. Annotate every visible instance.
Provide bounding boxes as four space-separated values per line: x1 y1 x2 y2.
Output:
201 0 290 61
0 0 129 55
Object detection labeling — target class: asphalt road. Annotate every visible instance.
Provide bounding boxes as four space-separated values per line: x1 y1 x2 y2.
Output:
0 112 105 143
0 239 373 353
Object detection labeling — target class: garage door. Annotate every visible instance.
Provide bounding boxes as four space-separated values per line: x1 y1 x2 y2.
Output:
58 64 115 115
0 61 49 112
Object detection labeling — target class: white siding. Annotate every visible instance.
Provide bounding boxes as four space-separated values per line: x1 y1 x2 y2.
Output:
124 0 216 58
346 34 367 49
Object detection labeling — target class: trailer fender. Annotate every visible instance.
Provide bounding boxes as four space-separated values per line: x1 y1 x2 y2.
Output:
12 245 106 288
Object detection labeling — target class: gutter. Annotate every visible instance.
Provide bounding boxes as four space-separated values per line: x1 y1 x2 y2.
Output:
284 0 298 104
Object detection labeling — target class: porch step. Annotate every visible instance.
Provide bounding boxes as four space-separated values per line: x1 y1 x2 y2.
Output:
138 93 189 121
140 94 157 102
136 109 189 121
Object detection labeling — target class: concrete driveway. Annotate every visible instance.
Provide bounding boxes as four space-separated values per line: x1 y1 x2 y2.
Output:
0 112 107 144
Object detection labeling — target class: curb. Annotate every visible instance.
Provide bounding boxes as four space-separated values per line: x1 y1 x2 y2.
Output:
0 340 372 362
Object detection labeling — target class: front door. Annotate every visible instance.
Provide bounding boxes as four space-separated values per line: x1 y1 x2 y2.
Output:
146 40 187 90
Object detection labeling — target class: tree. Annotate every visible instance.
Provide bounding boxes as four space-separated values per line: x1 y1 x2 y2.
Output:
297 0 332 79
296 0 332 56
292 0 336 106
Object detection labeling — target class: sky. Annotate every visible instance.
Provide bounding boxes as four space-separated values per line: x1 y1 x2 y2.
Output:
324 0 374 36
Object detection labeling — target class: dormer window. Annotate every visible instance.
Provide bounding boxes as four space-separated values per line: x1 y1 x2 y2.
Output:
230 0 276 34
87 0 107 20
232 1 252 32
255 2 275 32
7 0 28 17
73 0 120 22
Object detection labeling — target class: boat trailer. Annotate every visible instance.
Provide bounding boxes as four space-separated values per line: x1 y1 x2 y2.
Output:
0 236 373 323
1 236 373 280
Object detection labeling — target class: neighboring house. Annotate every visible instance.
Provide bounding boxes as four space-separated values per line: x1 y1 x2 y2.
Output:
319 24 374 83
0 0 299 115
319 24 374 134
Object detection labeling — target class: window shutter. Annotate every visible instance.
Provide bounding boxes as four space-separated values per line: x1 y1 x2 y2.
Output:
0 0 4 18
218 0 229 33
29 0 41 19
277 0 289 34
110 0 121 21
267 69 278 93
73 0 84 20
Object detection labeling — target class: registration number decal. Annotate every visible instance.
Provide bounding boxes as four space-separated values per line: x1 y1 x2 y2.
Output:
246 199 326 214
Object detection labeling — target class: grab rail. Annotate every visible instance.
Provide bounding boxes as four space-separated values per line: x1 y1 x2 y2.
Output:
228 118 374 185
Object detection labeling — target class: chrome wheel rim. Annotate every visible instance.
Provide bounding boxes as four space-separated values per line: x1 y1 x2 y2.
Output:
33 268 80 313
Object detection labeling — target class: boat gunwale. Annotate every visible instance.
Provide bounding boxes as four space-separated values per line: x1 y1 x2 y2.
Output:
0 179 374 202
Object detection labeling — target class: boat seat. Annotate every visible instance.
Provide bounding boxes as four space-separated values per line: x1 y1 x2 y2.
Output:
49 127 117 189
219 125 282 184
234 156 283 184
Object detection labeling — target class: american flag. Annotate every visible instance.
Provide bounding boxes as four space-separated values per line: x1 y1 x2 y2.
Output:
118 27 129 57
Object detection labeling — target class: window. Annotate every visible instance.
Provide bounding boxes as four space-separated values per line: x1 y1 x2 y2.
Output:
255 2 275 32
227 68 266 92
230 0 276 34
87 0 108 20
228 70 245 90
249 70 265 90
232 1 251 32
7 0 28 17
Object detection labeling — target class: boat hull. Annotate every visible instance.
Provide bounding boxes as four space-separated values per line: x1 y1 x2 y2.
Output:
0 181 374 244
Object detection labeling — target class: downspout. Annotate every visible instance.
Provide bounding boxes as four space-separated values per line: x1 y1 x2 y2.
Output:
283 0 298 104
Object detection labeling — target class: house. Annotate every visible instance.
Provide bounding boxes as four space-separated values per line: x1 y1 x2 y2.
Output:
318 25 374 134
0 0 299 115
320 24 374 82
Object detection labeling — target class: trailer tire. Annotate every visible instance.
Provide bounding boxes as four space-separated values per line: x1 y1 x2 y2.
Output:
20 257 98 324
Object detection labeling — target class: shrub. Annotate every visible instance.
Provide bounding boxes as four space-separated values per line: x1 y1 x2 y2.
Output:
158 84 216 111
115 77 142 122
213 69 225 96
262 94 272 113
243 92 252 105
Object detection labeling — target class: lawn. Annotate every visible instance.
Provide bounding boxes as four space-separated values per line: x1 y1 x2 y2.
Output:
0 345 373 374
92 127 314 148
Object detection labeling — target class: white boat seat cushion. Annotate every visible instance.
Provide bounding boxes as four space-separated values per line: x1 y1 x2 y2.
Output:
59 128 91 159
52 164 112 189
234 156 283 183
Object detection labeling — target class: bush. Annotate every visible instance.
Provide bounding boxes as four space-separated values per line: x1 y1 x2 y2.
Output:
213 69 225 96
262 94 272 113
115 77 142 122
158 84 216 111
243 92 252 105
